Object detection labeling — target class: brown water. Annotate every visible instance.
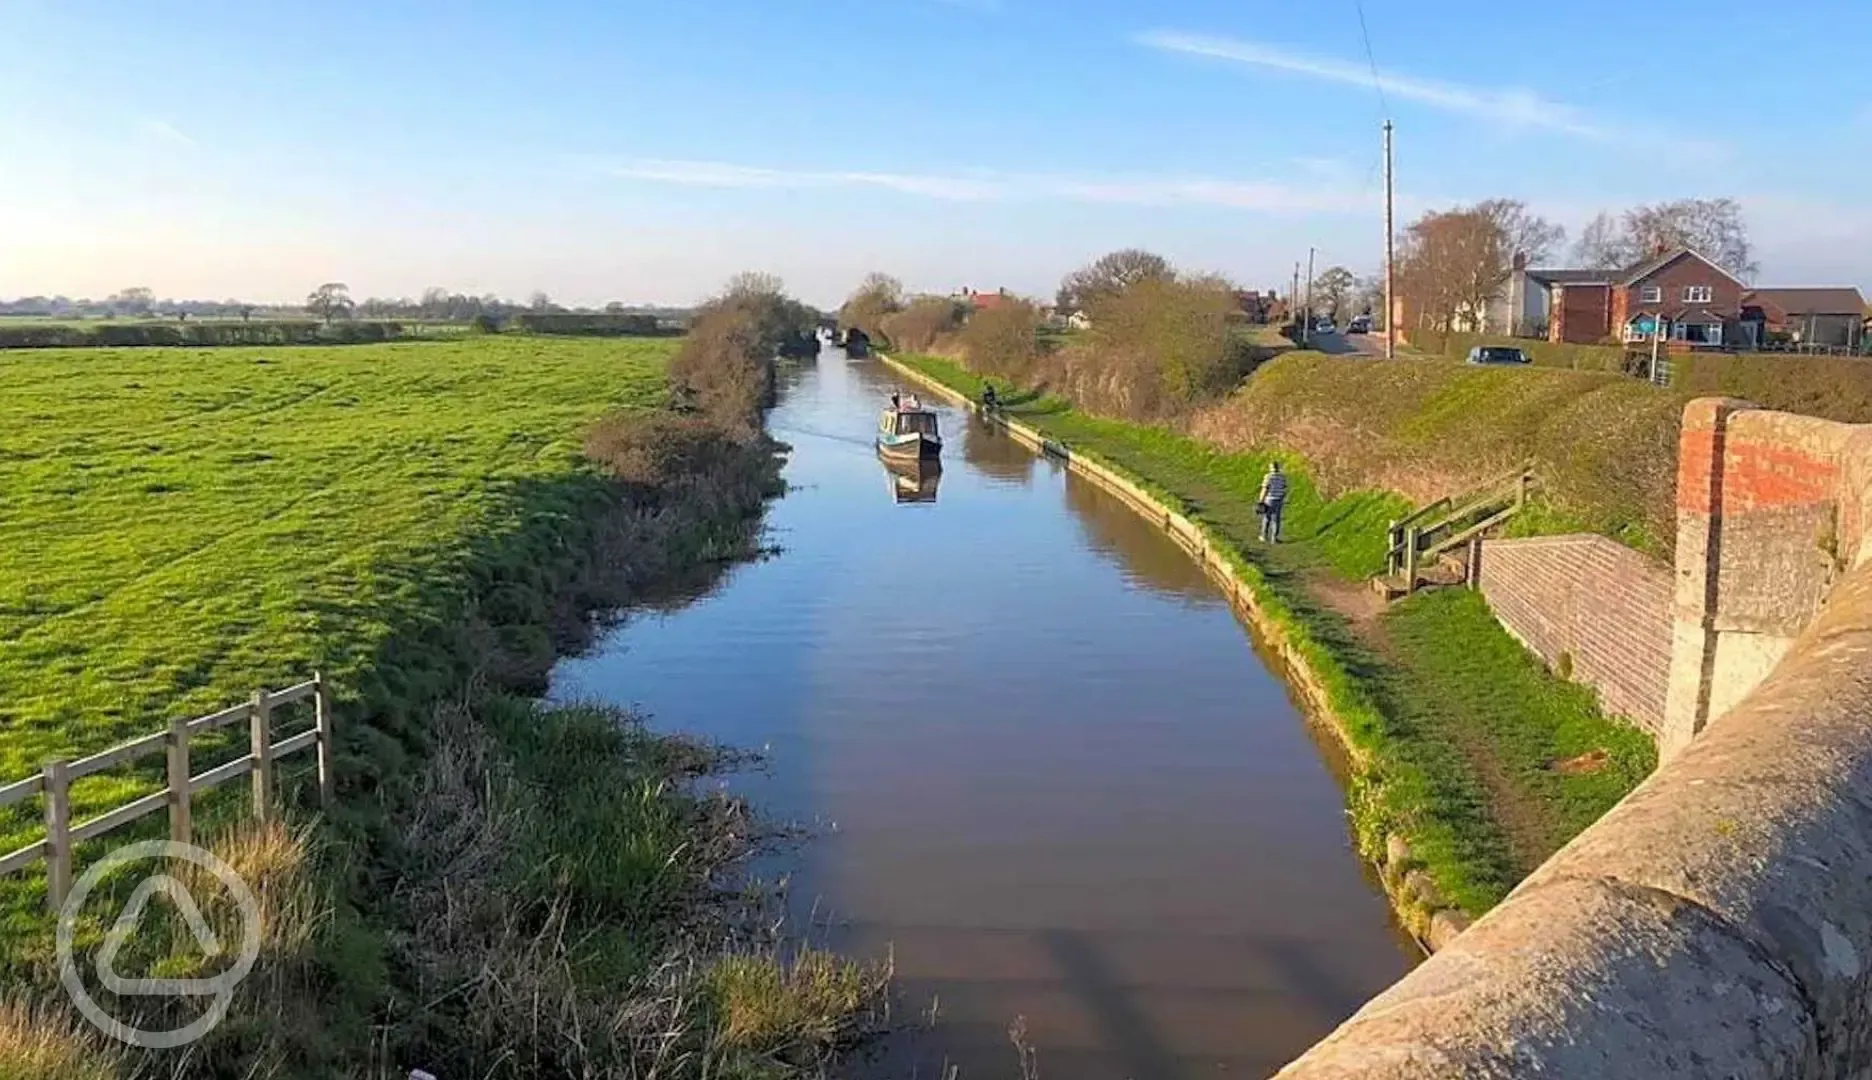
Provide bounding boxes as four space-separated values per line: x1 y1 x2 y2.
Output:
549 348 1418 1078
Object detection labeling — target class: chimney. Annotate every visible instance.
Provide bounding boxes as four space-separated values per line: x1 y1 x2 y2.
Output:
1511 251 1527 272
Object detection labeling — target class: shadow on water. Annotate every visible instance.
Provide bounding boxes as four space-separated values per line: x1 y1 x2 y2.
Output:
1062 470 1215 602
960 415 1038 487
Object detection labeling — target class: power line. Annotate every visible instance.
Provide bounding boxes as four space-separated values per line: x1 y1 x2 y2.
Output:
1352 0 1390 120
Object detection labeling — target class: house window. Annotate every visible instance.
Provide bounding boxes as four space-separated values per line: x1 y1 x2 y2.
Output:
1640 285 1662 303
1683 285 1713 303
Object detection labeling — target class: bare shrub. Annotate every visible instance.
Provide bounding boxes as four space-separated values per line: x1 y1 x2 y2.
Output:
957 298 1042 382
880 295 967 353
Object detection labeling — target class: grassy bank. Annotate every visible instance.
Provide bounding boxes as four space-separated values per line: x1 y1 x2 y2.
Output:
1190 351 1686 556
0 335 884 1078
896 351 1655 925
1420 330 1872 425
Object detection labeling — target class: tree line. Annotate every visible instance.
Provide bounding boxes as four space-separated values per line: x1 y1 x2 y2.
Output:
837 250 1280 423
0 284 703 325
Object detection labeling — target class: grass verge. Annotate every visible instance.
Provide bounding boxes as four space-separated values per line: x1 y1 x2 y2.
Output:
893 351 1656 928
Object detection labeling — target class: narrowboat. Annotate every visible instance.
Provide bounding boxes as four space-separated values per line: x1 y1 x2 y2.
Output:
876 403 942 462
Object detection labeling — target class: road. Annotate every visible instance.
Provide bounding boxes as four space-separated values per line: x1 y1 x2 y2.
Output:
1299 329 1388 356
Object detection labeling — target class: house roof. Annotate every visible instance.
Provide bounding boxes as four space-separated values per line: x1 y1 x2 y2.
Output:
1742 287 1867 316
1527 268 1614 286
1617 247 1743 288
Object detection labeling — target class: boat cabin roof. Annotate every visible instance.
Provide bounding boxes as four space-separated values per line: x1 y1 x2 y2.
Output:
880 407 939 435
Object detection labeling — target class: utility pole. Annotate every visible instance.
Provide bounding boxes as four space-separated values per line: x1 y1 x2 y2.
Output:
1292 263 1301 333
1383 120 1396 360
1304 247 1316 345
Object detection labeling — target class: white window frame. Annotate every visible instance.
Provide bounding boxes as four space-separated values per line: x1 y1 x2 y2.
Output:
1640 285 1662 303
1683 285 1713 303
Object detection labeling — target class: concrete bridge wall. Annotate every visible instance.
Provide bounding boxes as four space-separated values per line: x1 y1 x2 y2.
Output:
1277 398 1872 1078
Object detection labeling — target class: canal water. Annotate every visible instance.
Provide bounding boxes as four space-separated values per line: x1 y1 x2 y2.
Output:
550 347 1418 1078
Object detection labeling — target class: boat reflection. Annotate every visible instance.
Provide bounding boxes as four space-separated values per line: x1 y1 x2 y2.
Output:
880 456 942 504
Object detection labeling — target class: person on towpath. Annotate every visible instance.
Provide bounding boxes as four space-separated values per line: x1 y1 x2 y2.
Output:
1258 461 1288 543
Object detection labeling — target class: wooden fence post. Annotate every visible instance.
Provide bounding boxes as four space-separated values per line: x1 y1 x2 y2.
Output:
313 672 335 809
1403 525 1420 595
166 715 192 846
1386 519 1400 575
44 760 72 912
250 689 274 821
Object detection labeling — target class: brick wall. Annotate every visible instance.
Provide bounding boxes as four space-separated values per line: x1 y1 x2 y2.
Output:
1476 535 1672 736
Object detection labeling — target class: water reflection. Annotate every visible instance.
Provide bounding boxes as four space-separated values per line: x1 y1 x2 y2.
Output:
881 456 942 504
1063 470 1216 602
959 414 1038 487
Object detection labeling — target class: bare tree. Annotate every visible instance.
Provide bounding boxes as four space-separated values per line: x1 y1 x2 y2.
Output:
838 272 904 342
1396 200 1561 336
1312 266 1356 316
528 290 554 312
1056 249 1173 313
1570 199 1757 280
722 271 787 302
1396 208 1503 343
305 282 354 325
1572 212 1627 270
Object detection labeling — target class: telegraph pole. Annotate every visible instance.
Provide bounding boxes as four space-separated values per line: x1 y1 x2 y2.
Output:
1292 263 1301 333
1304 247 1316 345
1383 120 1396 359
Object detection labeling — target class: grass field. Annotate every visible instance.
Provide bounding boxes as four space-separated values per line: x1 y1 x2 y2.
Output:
0 335 670 855
897 351 1655 917
0 334 888 1077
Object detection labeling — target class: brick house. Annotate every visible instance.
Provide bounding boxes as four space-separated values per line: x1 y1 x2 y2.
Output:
1234 289 1289 324
1740 287 1866 349
1541 247 1748 347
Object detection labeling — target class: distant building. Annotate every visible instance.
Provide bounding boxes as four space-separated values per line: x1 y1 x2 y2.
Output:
1741 287 1866 349
957 286 1015 312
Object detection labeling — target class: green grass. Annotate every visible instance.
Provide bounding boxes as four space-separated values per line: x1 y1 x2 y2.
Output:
0 334 886 1078
1205 350 1686 556
0 335 672 891
898 349 1656 918
1376 590 1656 909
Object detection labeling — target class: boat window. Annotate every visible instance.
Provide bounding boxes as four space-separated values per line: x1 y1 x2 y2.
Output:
898 412 937 436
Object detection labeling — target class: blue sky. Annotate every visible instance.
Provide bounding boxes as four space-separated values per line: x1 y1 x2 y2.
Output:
2 0 1866 307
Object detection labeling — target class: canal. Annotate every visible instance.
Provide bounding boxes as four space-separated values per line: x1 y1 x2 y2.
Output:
550 347 1419 1078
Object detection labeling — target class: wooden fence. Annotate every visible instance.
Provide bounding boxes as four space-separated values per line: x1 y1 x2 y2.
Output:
0 674 334 910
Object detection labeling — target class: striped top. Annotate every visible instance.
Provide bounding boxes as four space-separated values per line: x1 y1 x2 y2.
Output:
1262 471 1288 504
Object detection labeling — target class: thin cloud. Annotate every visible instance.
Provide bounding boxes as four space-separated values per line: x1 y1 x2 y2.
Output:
136 118 196 147
608 159 1374 214
1138 30 1714 153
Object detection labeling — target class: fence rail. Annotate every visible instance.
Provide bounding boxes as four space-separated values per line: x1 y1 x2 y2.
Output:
1384 465 1535 595
0 674 334 910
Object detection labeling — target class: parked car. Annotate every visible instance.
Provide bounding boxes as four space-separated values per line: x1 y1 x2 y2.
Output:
1313 317 1336 335
1465 345 1531 366
1347 315 1372 334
